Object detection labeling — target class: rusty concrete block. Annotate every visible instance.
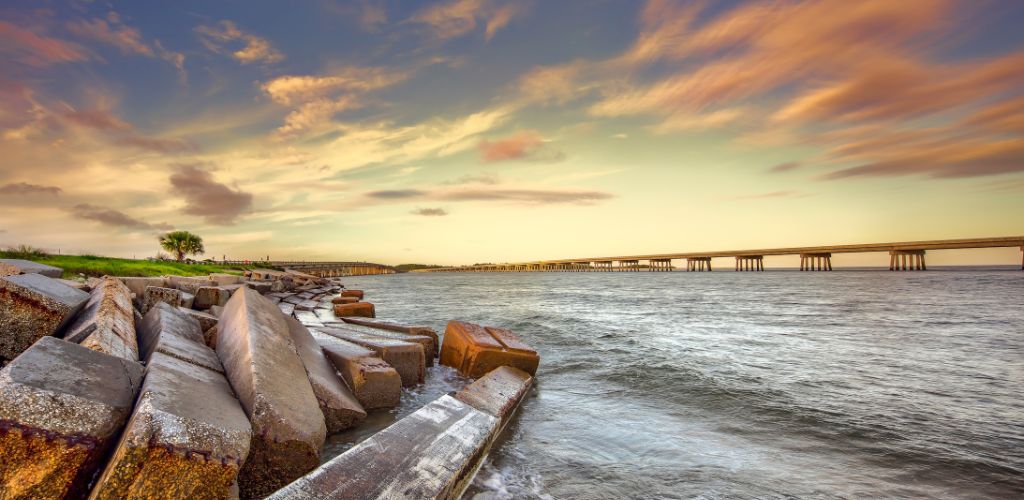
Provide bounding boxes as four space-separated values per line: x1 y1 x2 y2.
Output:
62 277 138 362
267 395 497 500
326 322 435 367
330 296 358 305
439 321 540 378
320 327 424 387
454 366 533 433
89 352 251 499
139 303 223 374
217 287 326 498
140 286 182 315
0 259 63 278
313 332 400 411
0 273 89 363
339 289 363 300
0 337 142 498
332 301 374 318
285 318 366 434
339 317 439 359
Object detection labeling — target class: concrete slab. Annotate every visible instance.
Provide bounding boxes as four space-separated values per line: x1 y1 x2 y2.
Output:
208 273 244 286
278 302 296 316
89 352 251 499
139 303 223 374
326 322 434 367
141 286 182 315
294 310 323 328
194 286 232 309
0 337 142 498
285 317 366 434
330 296 358 305
165 275 217 295
0 273 89 363
268 395 497 500
62 277 138 362
217 287 326 498
313 332 401 411
294 299 318 311
340 290 363 300
320 327 424 387
332 301 374 318
454 366 533 432
339 317 440 358
178 306 218 333
244 281 272 294
0 259 63 278
440 321 540 378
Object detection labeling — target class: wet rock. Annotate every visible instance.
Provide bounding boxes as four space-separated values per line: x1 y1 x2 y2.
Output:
285 317 366 433
217 287 326 498
62 277 138 362
0 273 89 363
194 286 232 310
320 327 424 387
326 322 435 367
454 366 533 432
313 331 401 411
0 258 63 278
439 321 540 378
330 296 358 305
339 317 440 359
332 301 375 318
139 303 223 374
267 395 497 500
141 286 182 315
339 289 363 300
0 337 142 498
89 352 251 499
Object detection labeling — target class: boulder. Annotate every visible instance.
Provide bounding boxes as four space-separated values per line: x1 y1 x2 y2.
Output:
0 337 142 498
178 307 218 333
217 287 326 498
454 366 533 432
320 327 424 387
140 286 182 315
0 258 63 278
326 322 435 367
0 273 89 363
139 303 223 374
313 332 401 411
330 296 358 305
332 302 374 318
339 317 439 359
267 396 497 500
440 321 540 378
89 352 251 498
62 277 138 362
339 289 363 300
284 317 366 433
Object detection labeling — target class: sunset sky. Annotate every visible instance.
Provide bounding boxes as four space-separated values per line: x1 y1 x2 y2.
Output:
1 0 1022 266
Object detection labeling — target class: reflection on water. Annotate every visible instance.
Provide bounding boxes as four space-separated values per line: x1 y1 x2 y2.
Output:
337 269 1024 499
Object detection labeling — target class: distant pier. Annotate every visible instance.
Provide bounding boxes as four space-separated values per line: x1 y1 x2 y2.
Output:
222 260 396 277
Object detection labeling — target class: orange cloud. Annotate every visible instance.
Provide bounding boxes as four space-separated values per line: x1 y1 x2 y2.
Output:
478 130 544 161
0 21 87 68
196 21 283 64
410 0 523 41
66 18 153 56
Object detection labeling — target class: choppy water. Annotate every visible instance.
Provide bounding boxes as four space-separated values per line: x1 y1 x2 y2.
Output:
332 268 1024 499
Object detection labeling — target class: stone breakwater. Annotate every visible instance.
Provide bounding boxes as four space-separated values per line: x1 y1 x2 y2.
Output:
0 258 539 499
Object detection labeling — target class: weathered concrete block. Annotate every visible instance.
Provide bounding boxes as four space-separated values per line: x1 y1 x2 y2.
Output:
285 318 366 433
194 286 232 310
332 301 374 318
203 325 218 349
180 291 195 310
209 305 225 318
330 296 358 305
208 273 244 286
0 273 89 363
165 275 217 295
440 321 540 379
313 332 401 411
114 277 165 303
0 337 142 498
294 310 323 328
294 299 318 311
454 366 533 432
339 289 363 300
340 317 440 358
178 306 218 333
278 302 296 316
327 322 435 367
90 352 251 499
320 327 424 387
268 395 497 500
56 278 91 291
62 277 138 362
139 303 223 374
141 286 182 315
244 281 272 294
0 259 63 278
217 287 326 498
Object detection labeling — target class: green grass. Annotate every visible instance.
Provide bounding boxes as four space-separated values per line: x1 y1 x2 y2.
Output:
0 251 250 279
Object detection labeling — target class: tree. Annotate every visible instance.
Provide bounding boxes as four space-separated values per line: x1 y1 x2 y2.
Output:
158 231 205 262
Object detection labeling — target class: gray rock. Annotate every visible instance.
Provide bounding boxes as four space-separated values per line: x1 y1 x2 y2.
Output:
194 286 232 309
141 286 182 315
0 273 89 363
284 317 366 433
62 276 138 362
178 306 219 333
0 258 63 278
139 303 223 374
320 327 424 387
313 331 401 411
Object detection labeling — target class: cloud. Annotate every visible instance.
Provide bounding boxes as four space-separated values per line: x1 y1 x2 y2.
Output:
275 96 360 137
0 182 62 196
732 190 806 200
63 109 131 130
116 134 195 153
410 0 523 41
485 4 523 41
768 161 802 173
442 174 500 185
478 130 563 162
367 189 428 199
439 188 611 204
66 17 153 56
196 21 283 64
169 165 254 225
411 207 448 216
70 203 172 231
0 21 88 67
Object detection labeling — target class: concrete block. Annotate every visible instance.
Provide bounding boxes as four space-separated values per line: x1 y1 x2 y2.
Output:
332 301 374 318
209 305 225 318
454 366 533 432
0 273 89 363
0 337 142 498
203 325 218 349
193 286 232 310
313 332 400 411
313 308 334 323
294 299 318 311
114 277 165 308
330 296 358 305
244 281 272 294
340 317 440 358
267 395 496 500
285 318 366 433
440 321 540 378
62 277 138 362
294 310 322 328
278 302 296 316
339 289 363 300
217 287 326 498
89 352 251 499
57 278 91 291
141 286 182 315
139 303 223 374
327 322 435 367
320 327 424 387
180 292 195 310
165 275 217 295
208 273 244 286
178 307 218 333
0 259 63 278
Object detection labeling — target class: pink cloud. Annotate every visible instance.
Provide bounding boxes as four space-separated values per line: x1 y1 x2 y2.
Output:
479 130 543 162
66 18 153 56
0 21 87 67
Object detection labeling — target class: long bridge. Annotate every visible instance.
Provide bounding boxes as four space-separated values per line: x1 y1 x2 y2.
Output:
222 260 396 277
415 236 1024 273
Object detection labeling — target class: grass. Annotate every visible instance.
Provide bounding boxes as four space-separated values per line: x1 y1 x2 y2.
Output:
0 249 254 279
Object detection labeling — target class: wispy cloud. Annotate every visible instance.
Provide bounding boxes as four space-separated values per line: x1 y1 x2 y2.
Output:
410 0 524 41
732 190 806 200
411 207 448 216
0 21 87 68
0 182 62 196
478 130 563 162
367 189 427 199
196 20 283 64
169 165 253 225
361 186 613 206
70 203 172 231
66 14 186 79
768 161 802 173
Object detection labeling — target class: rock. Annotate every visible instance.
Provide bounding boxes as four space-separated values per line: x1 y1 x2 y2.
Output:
217 287 326 498
293 310 322 328
439 321 540 378
165 276 217 295
180 292 195 309
114 277 165 307
177 307 218 334
284 317 366 433
62 277 138 362
244 281 272 294
208 273 244 286
267 395 497 500
209 305 225 318
0 337 142 498
57 278 91 291
278 302 296 316
313 332 401 411
294 299 318 311
332 302 374 318
141 286 182 315
454 366 533 432
320 327 424 387
326 322 435 367
339 290 363 300
339 317 440 359
138 303 223 374
194 286 232 309
89 352 251 499
330 296 358 305
248 269 286 281
203 325 219 349
0 273 89 363
0 258 63 278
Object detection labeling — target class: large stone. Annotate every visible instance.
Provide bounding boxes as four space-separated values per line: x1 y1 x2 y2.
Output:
180 292 195 310
340 317 440 358
268 395 497 500
278 302 296 316
330 296 358 305
454 366 533 432
339 289 363 300
217 287 326 498
208 273 244 286
89 352 251 499
244 281 272 294
62 276 138 362
313 332 401 411
285 318 366 433
114 277 165 304
320 327 424 387
0 337 142 498
0 273 89 363
140 286 182 315
165 275 217 295
0 259 63 278
138 303 223 374
194 286 232 310
326 322 435 367
294 310 323 328
439 321 540 378
178 306 218 333
332 301 374 318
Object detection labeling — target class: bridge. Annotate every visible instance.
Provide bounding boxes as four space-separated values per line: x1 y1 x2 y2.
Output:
414 236 1024 273
222 260 396 277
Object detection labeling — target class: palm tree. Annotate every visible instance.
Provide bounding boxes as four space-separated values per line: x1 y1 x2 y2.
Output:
158 231 205 262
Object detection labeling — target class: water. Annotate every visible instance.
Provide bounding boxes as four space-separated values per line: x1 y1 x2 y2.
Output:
333 269 1024 499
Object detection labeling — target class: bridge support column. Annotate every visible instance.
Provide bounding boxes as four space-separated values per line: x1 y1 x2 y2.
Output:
800 253 832 271
889 250 926 271
649 259 672 271
736 255 764 271
687 257 711 271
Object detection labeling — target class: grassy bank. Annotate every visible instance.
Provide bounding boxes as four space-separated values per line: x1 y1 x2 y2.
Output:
0 251 251 279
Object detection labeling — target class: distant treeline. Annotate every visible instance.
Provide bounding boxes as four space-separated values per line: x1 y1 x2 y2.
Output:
394 263 445 273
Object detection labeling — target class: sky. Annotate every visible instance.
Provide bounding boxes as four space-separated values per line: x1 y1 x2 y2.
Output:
1 0 1022 266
